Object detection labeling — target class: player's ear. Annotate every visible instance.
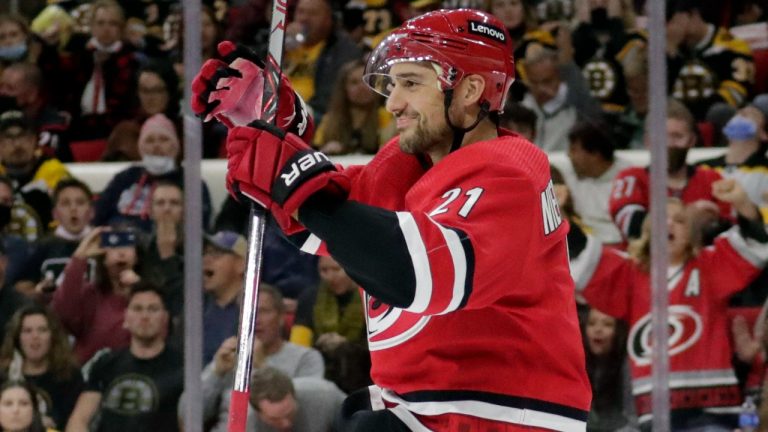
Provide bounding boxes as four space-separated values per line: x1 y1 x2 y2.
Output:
459 74 486 107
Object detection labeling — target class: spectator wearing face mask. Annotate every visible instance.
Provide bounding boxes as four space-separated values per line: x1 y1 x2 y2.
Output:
697 103 768 351
93 113 211 233
698 103 768 224
0 13 60 76
56 0 140 141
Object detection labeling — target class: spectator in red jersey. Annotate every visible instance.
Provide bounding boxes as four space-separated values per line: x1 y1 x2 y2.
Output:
572 180 768 430
609 99 732 242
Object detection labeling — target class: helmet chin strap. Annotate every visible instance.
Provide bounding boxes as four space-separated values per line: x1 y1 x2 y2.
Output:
443 89 491 153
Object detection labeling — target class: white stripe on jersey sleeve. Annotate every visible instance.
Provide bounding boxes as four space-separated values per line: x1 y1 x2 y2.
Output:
720 225 768 268
396 212 433 314
615 204 645 237
427 216 468 315
569 234 604 292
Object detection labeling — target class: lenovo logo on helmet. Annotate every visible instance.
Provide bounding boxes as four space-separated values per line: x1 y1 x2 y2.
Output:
468 20 506 43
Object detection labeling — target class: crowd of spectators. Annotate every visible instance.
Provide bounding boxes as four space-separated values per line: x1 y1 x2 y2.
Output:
0 0 767 431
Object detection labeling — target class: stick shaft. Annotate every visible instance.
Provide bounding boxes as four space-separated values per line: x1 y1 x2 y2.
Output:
226 0 288 430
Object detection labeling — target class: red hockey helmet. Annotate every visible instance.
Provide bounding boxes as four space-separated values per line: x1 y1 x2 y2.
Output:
363 9 515 112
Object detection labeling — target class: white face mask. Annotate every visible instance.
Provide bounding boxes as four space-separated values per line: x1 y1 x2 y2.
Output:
142 154 176 175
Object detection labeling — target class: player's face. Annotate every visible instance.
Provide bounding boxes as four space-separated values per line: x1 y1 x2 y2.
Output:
491 0 525 29
255 292 284 348
256 394 297 432
19 313 52 364
667 201 691 262
385 62 452 155
125 291 168 340
202 246 244 293
585 309 616 356
318 256 355 296
54 187 93 235
0 387 34 431
151 184 183 224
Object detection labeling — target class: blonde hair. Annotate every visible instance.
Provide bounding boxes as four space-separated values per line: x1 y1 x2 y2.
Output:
628 198 697 271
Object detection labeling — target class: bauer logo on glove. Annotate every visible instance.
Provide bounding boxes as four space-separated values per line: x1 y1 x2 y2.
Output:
275 150 334 198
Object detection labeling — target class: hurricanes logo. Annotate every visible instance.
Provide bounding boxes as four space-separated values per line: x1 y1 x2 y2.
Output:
365 293 430 351
628 305 703 366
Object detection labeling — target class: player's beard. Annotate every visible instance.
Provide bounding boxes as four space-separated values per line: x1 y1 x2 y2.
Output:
398 112 453 155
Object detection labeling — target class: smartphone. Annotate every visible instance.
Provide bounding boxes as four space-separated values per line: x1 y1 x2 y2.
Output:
100 231 136 248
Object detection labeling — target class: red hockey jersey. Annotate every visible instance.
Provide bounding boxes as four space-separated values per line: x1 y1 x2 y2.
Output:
609 165 731 240
574 229 768 423
298 132 592 430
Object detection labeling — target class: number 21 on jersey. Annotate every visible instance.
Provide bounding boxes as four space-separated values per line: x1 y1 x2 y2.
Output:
430 187 484 218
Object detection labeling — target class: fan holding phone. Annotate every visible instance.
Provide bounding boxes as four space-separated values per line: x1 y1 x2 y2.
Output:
50 226 142 365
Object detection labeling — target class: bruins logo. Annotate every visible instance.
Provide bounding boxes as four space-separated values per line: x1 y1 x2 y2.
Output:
628 305 702 366
103 373 159 415
583 60 616 99
672 61 715 101
365 293 429 351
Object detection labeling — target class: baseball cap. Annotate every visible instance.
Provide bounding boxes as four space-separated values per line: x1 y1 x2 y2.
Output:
204 231 247 258
0 110 36 137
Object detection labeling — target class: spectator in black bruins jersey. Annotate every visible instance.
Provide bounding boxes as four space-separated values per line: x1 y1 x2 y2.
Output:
0 110 70 235
571 0 635 115
697 103 768 391
14 178 95 303
698 104 768 222
665 0 755 120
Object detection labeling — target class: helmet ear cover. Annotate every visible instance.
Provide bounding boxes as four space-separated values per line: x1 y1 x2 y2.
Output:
363 9 515 113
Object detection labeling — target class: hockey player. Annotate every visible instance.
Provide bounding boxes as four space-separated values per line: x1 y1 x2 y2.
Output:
193 9 591 431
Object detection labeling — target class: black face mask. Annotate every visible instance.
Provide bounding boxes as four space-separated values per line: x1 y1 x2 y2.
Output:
0 96 17 112
591 7 609 28
0 204 11 230
668 147 689 174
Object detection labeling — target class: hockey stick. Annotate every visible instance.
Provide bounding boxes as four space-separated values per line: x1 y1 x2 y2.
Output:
226 1 288 431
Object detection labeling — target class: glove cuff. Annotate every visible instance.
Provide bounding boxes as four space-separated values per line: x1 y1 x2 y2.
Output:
272 150 336 205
